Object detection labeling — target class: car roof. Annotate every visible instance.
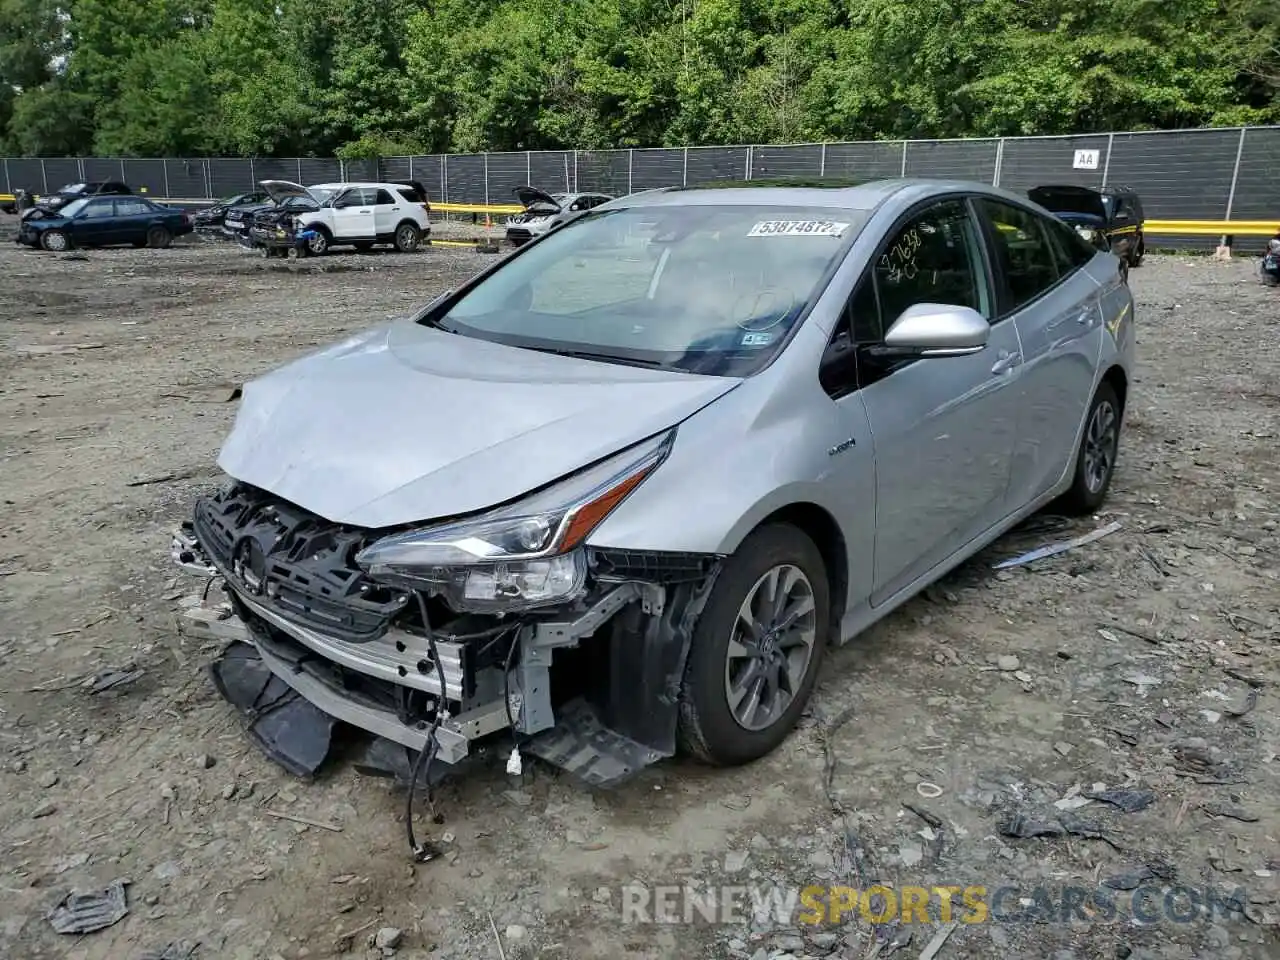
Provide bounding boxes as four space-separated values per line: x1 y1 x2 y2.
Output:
615 178 1032 212
309 182 419 190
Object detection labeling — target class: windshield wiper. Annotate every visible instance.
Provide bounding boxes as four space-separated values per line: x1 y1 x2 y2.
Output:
523 346 669 369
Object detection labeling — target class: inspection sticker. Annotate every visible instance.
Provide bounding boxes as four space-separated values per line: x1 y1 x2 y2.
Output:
747 220 850 238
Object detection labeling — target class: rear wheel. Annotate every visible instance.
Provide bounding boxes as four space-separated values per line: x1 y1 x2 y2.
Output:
146 226 172 249
678 524 829 766
40 230 69 252
1130 237 1145 267
1059 381 1121 515
394 222 421 253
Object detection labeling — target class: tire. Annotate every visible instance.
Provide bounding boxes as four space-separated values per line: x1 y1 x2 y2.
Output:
677 524 830 766
1059 381 1122 515
1130 237 1144 267
307 228 330 255
394 222 421 253
40 230 70 252
146 226 172 249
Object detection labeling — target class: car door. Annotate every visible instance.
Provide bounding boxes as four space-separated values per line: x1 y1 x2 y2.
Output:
371 188 401 236
974 198 1102 507
330 187 376 239
113 197 154 244
850 197 1025 605
69 198 117 244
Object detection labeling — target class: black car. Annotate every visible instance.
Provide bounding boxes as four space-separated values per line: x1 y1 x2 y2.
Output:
21 181 134 220
193 190 271 231
16 195 193 251
1028 184 1146 267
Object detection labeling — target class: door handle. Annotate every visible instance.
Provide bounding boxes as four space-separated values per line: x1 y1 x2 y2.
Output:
391 207 400 211
991 350 1021 375
358 209 371 214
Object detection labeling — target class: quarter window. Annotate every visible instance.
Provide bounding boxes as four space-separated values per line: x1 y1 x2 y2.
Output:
115 199 153 216
374 189 396 205
873 198 990 330
976 199 1061 312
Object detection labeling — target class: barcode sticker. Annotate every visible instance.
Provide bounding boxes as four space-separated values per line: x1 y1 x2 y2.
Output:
747 220 850 238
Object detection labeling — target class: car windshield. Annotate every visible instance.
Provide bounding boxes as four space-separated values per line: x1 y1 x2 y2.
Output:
427 204 867 376
57 183 86 194
59 198 91 217
310 187 338 205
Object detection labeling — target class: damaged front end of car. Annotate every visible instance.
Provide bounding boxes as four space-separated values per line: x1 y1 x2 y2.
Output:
171 429 722 789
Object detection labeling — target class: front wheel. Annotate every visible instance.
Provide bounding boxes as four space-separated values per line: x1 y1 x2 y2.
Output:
40 230 70 252
394 222 421 253
147 226 172 249
1059 381 1121 515
307 229 329 255
678 524 829 766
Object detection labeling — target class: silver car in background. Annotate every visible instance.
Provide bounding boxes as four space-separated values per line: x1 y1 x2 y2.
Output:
174 180 1135 789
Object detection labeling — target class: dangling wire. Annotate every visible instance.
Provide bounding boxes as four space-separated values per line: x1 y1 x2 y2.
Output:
406 592 449 863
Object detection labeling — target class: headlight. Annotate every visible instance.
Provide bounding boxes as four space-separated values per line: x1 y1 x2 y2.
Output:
1076 226 1096 242
355 430 674 612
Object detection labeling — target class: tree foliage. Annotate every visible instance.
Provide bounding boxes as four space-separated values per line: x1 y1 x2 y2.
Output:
1 0 1276 156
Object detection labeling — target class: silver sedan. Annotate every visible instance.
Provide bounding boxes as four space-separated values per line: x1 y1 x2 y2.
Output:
175 179 1135 786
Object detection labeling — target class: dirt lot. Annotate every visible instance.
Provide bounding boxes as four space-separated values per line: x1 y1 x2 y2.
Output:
1 223 1278 960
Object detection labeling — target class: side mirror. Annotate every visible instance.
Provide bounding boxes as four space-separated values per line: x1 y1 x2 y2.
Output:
877 303 989 358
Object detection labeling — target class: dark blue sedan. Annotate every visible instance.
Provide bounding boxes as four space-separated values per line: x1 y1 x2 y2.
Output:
17 195 194 251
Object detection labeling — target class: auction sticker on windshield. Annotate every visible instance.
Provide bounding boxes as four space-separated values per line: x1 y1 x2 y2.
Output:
747 220 850 238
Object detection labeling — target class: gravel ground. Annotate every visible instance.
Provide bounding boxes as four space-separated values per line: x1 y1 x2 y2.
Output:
1 224 1278 960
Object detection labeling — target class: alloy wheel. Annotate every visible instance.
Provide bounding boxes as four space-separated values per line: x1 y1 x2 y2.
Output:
308 232 328 255
396 225 419 251
42 231 67 252
723 564 818 732
1083 399 1118 494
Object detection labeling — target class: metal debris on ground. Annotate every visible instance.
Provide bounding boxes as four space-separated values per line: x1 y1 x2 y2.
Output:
1202 802 1259 823
88 664 144 694
1085 787 1156 813
916 921 959 960
140 941 199 960
47 878 130 934
997 810 1123 851
992 520 1122 570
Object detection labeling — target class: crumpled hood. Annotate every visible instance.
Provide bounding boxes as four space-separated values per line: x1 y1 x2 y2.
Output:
217 321 741 529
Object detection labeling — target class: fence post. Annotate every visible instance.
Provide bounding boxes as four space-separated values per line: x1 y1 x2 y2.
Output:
249 157 255 191
745 145 753 181
819 143 826 178
442 155 448 203
78 158 85 179
992 139 1005 187
573 151 579 192
682 147 688 186
120 158 126 183
203 160 212 200
627 149 633 195
2 158 9 194
1100 133 1114 189
900 141 908 177
484 153 490 206
1224 127 1248 220
163 160 170 200
408 155 414 180
526 150 532 185
40 159 48 193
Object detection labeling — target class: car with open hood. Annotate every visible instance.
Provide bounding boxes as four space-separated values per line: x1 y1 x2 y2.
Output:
172 179 1135 816
505 186 613 245
17 194 192 250
1028 184 1145 267
19 180 134 221
240 179 431 254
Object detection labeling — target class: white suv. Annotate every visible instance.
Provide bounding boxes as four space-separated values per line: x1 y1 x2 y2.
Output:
257 180 432 254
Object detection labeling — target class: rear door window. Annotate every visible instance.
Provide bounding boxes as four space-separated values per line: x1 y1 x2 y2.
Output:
374 189 397 205
975 199 1062 313
115 198 153 216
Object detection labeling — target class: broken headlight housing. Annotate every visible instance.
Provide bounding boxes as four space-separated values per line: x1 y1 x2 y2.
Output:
1075 226 1096 242
355 430 673 612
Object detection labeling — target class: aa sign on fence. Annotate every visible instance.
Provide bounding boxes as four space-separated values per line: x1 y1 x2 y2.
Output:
1073 149 1101 170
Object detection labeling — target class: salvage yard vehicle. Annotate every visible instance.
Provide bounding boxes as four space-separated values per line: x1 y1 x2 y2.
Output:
173 179 1134 798
251 179 432 254
17 195 193 250
19 180 134 220
192 190 271 231
505 186 613 245
1028 184 1145 267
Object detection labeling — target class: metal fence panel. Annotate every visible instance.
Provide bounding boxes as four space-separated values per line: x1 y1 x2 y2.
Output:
905 139 999 182
43 158 80 192
528 150 574 195
251 157 296 184
1230 127 1280 222
7 158 46 193
82 157 123 182
446 154 487 204
630 148 685 191
822 141 903 181
207 158 253 197
298 158 341 185
999 135 1111 193
575 149 630 196
1106 129 1239 219
486 152 528 204
381 156 411 182
685 145 749 185
122 159 168 196
342 159 380 182
164 159 206 199
751 144 822 180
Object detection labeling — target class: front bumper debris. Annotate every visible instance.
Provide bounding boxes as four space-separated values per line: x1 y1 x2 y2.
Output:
172 509 720 787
